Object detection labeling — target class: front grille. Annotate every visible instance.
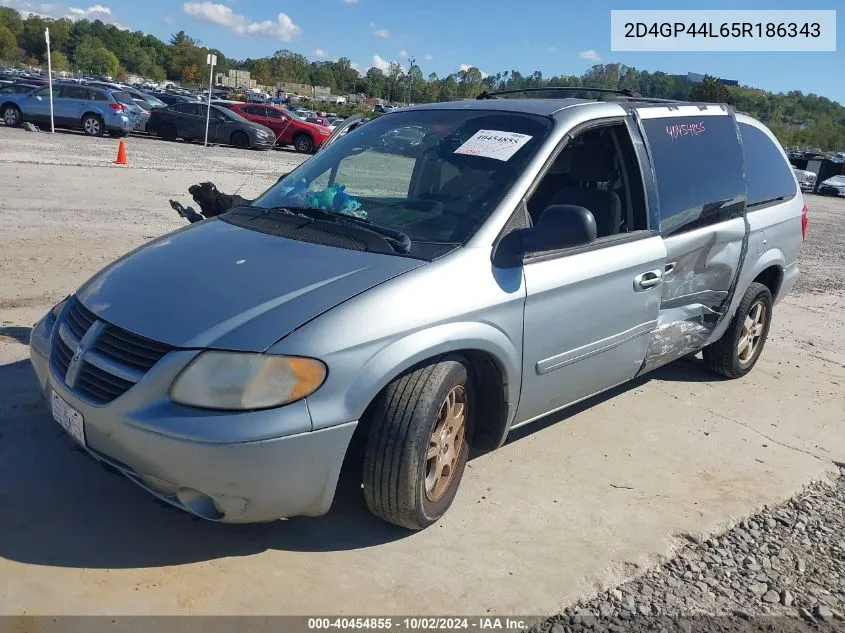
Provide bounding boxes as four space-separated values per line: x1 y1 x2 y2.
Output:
51 297 174 405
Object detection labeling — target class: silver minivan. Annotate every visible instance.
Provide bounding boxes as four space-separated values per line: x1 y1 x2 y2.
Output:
30 91 806 529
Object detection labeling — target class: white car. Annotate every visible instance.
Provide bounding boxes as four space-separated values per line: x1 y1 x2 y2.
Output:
792 167 816 192
819 175 845 197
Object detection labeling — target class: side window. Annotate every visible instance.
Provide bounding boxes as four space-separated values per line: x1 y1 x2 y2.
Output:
267 108 284 120
34 86 60 98
641 115 745 236
90 89 107 101
60 85 87 99
243 105 265 116
739 122 796 207
526 122 648 238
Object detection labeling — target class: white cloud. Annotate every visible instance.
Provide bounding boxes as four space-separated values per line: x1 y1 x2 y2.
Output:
164 15 173 24
314 48 327 58
183 2 301 41
579 49 601 61
371 54 405 73
373 27 389 38
398 49 407 57
0 0 128 27
548 45 559 52
423 54 433 61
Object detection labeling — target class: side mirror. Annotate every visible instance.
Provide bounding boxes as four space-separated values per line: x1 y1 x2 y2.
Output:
493 205 597 267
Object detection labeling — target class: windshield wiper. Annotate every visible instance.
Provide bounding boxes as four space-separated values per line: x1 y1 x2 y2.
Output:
267 206 412 254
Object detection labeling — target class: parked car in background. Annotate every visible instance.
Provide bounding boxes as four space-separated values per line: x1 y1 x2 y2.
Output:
0 83 39 95
1 83 134 136
108 89 150 133
220 102 331 153
818 175 845 196
306 115 331 127
147 92 193 106
148 102 275 149
792 167 816 193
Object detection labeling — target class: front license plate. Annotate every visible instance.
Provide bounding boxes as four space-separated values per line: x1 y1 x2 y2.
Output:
51 390 85 446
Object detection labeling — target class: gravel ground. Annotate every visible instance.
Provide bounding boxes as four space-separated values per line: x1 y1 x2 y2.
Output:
794 194 845 295
530 468 845 632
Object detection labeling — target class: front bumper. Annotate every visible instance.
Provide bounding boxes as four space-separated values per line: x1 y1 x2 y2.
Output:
253 135 275 148
29 314 357 523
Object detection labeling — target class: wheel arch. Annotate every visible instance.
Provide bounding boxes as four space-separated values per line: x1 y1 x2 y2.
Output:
80 110 104 124
338 323 521 455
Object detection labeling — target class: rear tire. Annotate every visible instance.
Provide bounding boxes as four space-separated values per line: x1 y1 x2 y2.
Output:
158 123 177 142
293 133 314 153
703 282 773 379
2 104 22 127
363 356 474 530
82 114 104 137
231 131 250 149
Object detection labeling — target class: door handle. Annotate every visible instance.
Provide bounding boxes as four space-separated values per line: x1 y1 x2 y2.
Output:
634 269 663 291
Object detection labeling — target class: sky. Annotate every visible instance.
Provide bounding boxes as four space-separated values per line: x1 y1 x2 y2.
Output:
2 0 842 104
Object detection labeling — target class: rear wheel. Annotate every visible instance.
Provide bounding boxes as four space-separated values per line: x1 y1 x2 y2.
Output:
158 123 177 142
231 131 250 149
363 356 474 530
2 104 22 127
293 133 314 153
82 114 104 137
703 282 773 378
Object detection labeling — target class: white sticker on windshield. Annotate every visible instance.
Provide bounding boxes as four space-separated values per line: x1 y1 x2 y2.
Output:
453 130 533 161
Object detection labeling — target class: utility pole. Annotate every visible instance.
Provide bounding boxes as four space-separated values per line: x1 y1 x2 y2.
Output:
407 57 415 106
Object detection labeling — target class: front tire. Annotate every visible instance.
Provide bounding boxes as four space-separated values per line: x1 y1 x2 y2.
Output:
231 131 250 149
2 104 22 127
703 282 773 378
363 356 474 530
82 114 104 137
293 133 314 153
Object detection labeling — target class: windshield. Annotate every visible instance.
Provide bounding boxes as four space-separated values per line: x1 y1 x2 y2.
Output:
144 93 167 108
254 109 553 244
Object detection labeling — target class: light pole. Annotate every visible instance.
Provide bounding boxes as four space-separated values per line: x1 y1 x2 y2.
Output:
45 27 54 133
204 52 217 147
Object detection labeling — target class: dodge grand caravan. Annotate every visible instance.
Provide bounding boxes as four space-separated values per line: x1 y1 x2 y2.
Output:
30 90 805 529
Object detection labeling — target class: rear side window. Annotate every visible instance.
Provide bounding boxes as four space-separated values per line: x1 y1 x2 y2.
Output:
242 105 265 116
641 115 745 236
61 85 89 99
739 122 796 207
90 89 108 101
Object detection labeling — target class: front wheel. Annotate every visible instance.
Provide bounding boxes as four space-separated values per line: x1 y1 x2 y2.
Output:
231 131 250 149
2 104 22 127
363 356 474 530
293 133 314 153
703 282 773 378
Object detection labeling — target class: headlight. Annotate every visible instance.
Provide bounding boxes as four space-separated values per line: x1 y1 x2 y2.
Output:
170 351 326 410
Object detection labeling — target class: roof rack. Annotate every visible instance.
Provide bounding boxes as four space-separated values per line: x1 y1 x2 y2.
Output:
476 87 641 100
475 87 685 105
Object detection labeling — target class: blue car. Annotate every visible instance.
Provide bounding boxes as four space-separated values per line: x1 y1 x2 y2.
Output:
1 82 135 136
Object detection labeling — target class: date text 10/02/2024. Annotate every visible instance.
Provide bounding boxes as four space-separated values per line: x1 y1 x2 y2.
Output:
307 617 528 630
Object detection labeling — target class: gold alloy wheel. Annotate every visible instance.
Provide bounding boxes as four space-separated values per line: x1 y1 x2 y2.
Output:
738 300 767 365
425 385 467 502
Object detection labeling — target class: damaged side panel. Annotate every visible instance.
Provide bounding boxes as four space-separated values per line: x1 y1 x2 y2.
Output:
639 217 746 373
632 106 748 375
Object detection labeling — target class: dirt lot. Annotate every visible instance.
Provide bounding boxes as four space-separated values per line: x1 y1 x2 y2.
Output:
0 126 843 617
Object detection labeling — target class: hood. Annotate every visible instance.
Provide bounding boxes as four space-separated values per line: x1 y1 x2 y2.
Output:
822 175 845 187
76 219 424 351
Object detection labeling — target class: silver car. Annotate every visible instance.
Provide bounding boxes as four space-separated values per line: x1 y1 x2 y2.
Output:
30 93 805 529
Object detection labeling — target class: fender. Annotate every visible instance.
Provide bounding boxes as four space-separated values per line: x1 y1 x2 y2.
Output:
306 320 522 446
708 245 786 344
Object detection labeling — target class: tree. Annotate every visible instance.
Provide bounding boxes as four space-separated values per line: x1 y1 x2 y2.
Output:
0 24 16 61
0 7 23 37
181 63 199 83
365 67 385 98
387 61 404 102
689 75 731 103
74 36 120 76
50 49 70 72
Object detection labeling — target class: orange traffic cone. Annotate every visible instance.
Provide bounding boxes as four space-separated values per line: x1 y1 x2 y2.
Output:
115 138 127 165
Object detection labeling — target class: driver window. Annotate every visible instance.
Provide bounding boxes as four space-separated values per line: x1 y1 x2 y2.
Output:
527 123 647 238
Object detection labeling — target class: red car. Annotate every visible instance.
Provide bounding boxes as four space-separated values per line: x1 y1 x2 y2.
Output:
224 102 332 153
